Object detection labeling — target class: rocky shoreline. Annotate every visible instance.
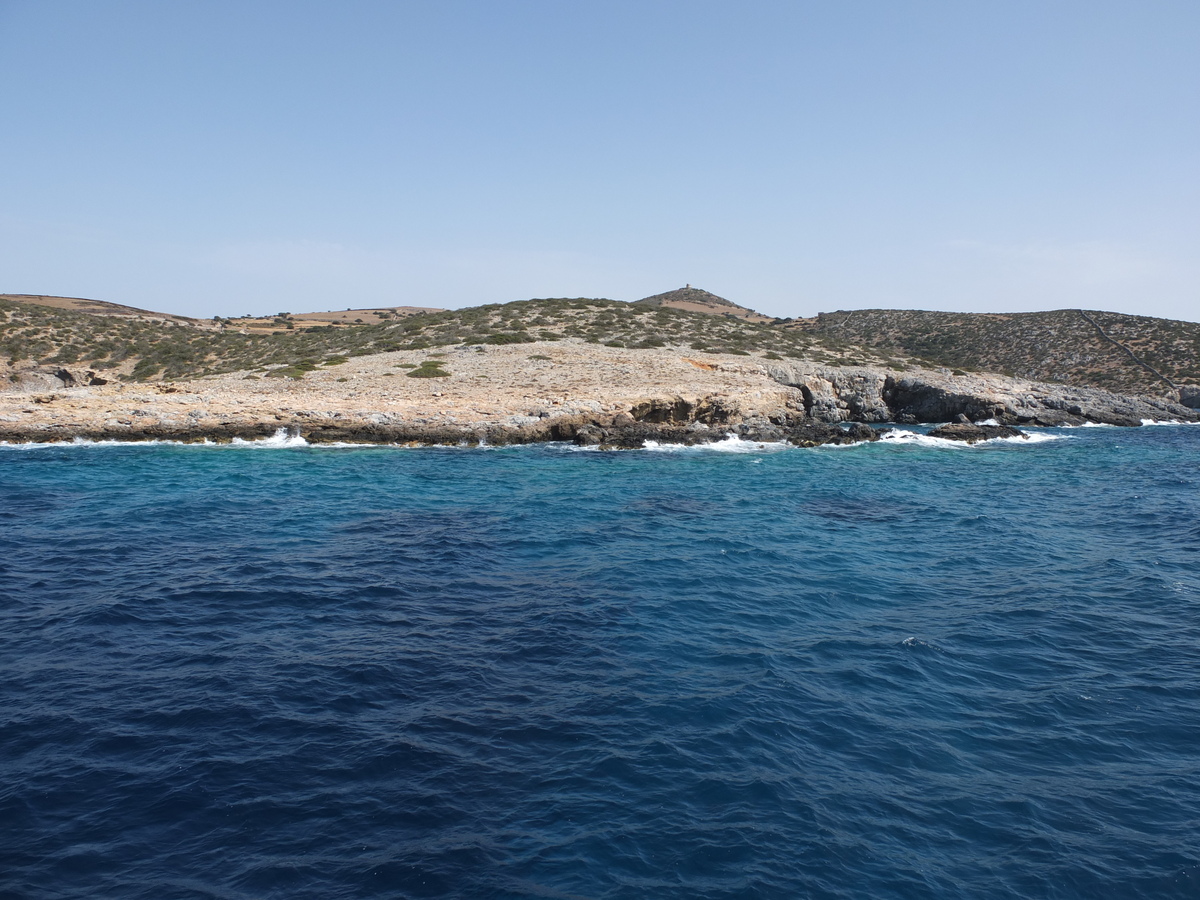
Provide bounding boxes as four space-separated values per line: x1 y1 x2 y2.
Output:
2 340 1196 449
0 417 1028 449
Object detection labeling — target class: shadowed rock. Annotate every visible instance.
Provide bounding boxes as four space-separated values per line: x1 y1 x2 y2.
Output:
763 363 1199 426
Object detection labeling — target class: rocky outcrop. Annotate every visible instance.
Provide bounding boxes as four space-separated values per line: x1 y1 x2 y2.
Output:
53 368 109 387
927 423 1026 443
1180 386 1200 410
627 396 741 425
764 364 1199 426
571 419 882 449
885 376 1009 423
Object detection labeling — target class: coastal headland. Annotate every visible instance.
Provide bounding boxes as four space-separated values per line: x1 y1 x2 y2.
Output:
2 289 1197 447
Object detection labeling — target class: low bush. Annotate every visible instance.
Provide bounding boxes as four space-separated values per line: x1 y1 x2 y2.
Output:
267 365 309 379
481 332 533 345
406 360 450 378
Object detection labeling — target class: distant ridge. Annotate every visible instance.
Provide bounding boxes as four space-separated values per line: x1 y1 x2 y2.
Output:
634 286 771 322
0 293 443 334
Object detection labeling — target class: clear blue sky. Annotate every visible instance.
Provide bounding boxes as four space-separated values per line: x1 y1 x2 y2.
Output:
2 1 1197 321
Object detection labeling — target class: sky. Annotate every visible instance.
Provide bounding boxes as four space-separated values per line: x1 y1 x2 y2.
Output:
1 1 1197 321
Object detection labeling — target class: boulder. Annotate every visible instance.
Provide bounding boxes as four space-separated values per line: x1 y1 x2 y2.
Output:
573 425 604 446
784 422 881 447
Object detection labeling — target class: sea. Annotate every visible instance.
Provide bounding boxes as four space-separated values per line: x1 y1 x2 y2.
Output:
2 424 1199 899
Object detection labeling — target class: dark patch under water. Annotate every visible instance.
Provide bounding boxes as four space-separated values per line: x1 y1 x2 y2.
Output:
2 427 1199 899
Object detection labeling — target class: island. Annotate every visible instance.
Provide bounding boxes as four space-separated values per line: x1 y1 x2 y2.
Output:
2 288 1197 447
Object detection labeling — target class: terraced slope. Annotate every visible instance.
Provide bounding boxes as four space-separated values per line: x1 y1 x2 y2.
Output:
801 308 1200 396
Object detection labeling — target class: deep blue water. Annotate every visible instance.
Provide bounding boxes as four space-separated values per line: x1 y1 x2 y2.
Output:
2 426 1199 899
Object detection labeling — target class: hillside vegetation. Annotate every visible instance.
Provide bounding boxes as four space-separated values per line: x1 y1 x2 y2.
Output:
0 296 886 383
2 293 1197 399
801 308 1200 396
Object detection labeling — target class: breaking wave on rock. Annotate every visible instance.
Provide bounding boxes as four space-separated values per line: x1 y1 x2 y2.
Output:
879 428 1062 448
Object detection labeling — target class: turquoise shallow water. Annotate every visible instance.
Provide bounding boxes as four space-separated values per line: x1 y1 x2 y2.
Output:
2 426 1199 899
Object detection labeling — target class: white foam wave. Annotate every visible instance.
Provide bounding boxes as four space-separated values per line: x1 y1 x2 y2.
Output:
642 434 791 454
228 430 412 449
879 429 1060 448
1012 431 1060 443
230 428 309 448
901 636 942 651
0 436 202 450
808 440 869 450
0 429 376 451
878 430 967 449
1140 419 1200 427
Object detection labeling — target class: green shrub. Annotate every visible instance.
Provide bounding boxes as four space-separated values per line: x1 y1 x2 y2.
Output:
406 360 450 378
481 332 533 345
132 359 163 380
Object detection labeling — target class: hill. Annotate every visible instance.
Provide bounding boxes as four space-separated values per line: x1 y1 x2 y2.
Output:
0 294 443 335
634 285 774 322
0 294 882 384
1 292 1197 407
2 293 212 326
